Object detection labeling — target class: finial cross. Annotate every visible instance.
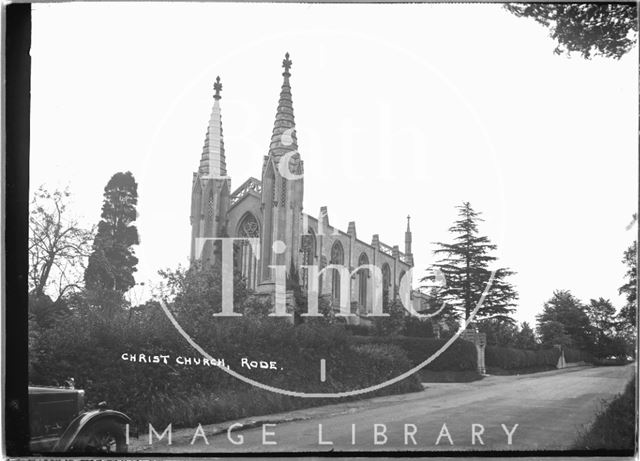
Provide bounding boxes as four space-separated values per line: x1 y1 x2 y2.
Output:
213 76 222 100
282 52 292 76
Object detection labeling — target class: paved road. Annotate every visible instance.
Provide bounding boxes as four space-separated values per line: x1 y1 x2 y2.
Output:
133 364 635 453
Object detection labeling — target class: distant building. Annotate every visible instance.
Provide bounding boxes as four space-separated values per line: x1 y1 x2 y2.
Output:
190 53 416 318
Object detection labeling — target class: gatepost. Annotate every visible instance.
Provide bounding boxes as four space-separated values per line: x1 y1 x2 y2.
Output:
461 327 487 375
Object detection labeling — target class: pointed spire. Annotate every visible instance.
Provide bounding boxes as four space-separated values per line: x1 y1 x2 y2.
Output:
269 52 298 158
213 75 222 100
405 214 413 265
199 76 227 177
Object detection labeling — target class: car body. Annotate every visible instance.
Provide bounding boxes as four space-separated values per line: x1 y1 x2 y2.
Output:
29 385 131 453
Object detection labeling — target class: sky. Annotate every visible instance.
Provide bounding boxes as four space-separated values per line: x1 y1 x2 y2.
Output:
30 2 638 326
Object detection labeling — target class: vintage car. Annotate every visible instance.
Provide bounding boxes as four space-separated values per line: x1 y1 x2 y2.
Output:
29 385 131 453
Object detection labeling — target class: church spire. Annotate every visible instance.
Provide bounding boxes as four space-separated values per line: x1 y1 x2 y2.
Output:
268 52 298 158
405 215 413 264
199 76 227 177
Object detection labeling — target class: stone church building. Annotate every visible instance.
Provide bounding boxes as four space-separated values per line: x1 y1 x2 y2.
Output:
190 53 417 317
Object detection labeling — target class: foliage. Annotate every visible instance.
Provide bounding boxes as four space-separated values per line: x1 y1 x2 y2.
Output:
373 299 408 336
349 335 478 372
513 321 537 350
29 186 94 300
31 253 423 428
477 318 542 350
505 3 638 59
84 172 140 294
402 317 436 338
618 239 637 331
477 318 518 347
573 377 636 451
29 303 421 427
486 344 594 372
286 259 306 325
28 292 70 329
485 345 560 371
537 320 572 348
585 298 620 358
536 290 592 349
159 260 248 325
563 347 596 364
421 202 518 322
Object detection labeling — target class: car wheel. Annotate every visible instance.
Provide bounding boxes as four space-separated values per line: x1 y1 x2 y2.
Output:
73 420 128 453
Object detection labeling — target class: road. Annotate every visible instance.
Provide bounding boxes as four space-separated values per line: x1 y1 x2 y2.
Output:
132 364 635 453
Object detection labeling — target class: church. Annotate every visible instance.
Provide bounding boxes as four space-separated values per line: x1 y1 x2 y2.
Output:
189 53 417 318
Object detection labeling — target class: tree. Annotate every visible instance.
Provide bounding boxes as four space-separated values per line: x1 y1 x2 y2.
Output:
29 186 95 300
538 320 572 348
586 298 617 337
586 297 618 357
421 202 518 322
477 318 518 347
536 290 592 349
84 172 140 293
286 258 305 325
374 299 407 336
505 3 637 59
618 239 637 331
158 260 248 317
514 321 538 350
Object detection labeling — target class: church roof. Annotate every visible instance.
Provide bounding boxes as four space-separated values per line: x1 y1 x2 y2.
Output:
268 52 299 159
199 76 227 177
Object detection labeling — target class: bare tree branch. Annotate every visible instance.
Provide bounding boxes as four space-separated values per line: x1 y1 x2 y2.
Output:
29 185 95 301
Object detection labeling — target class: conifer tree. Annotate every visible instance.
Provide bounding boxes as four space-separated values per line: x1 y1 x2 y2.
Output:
286 257 306 325
85 172 139 293
536 290 595 350
421 202 517 322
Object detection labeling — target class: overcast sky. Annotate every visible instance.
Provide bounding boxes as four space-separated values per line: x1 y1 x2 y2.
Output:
30 3 638 326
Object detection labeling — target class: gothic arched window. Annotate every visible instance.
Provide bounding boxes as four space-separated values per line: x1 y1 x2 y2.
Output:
301 229 316 289
358 253 370 309
330 241 344 306
236 213 260 290
381 263 391 306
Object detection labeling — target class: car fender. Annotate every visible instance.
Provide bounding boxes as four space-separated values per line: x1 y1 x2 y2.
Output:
52 409 132 452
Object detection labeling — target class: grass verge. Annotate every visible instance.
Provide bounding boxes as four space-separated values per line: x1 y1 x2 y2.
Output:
418 369 483 383
573 376 636 451
486 365 557 376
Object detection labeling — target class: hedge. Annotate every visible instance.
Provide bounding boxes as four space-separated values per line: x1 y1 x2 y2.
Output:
564 347 595 364
30 306 422 428
485 346 559 370
349 335 478 372
485 346 595 371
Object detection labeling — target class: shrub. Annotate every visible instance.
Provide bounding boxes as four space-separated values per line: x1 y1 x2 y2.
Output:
349 335 477 371
344 324 372 336
485 345 596 372
564 347 595 364
485 346 560 370
402 317 435 338
30 304 422 428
